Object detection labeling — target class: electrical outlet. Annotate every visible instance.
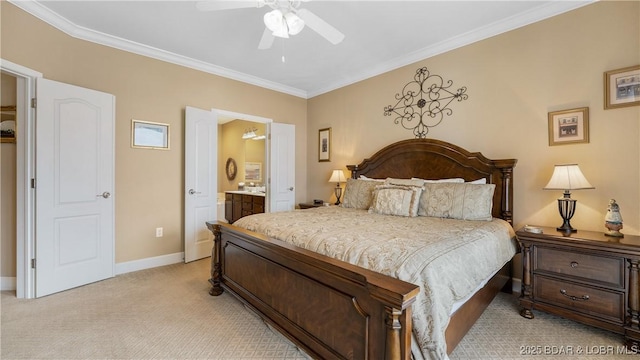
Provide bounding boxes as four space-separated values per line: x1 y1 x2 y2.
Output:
155 227 163 237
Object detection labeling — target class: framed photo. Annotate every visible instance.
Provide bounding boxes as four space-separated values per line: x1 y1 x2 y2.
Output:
548 107 589 146
1 106 16 143
318 127 331 162
131 119 170 150
244 162 262 182
604 65 640 109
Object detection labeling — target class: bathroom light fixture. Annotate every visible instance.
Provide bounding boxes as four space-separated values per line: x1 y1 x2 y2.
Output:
543 164 594 232
252 134 266 140
242 128 257 140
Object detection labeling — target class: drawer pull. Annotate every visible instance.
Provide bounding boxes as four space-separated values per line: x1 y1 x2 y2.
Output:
560 289 590 301
570 261 578 268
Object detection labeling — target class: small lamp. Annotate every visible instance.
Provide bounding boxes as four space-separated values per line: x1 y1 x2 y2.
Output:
543 164 594 233
328 169 347 206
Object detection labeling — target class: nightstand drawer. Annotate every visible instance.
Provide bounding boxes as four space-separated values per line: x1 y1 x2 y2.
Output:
534 275 624 323
535 247 624 288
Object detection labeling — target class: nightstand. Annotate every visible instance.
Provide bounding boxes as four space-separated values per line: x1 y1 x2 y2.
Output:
517 226 640 349
298 202 324 209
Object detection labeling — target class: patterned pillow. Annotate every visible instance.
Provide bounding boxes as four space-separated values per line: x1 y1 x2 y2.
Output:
368 185 423 217
341 178 380 209
417 183 496 221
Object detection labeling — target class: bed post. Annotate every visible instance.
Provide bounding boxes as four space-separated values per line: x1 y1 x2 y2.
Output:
206 222 224 296
495 161 515 225
385 307 403 360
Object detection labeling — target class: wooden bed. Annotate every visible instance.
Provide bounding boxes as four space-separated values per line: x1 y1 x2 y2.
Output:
206 138 516 360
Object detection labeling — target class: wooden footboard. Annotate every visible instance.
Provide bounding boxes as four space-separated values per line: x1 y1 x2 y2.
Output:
207 221 420 360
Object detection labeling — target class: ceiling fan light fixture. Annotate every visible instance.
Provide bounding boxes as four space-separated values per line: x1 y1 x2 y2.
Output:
272 24 289 38
263 9 284 32
284 12 305 35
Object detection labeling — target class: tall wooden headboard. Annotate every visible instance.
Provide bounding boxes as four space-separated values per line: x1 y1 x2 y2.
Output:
346 138 517 223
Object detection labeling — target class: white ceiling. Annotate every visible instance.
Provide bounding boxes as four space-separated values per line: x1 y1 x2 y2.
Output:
10 0 594 98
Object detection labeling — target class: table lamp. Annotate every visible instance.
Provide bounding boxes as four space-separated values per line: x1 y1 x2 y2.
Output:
328 169 347 205
543 164 594 232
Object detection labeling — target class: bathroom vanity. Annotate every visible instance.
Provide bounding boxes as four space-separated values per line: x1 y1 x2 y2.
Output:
225 191 265 224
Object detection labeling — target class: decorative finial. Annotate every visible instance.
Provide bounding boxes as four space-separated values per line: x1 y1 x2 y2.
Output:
604 199 623 237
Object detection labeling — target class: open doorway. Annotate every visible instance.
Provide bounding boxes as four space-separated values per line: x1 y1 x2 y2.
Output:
1 72 18 293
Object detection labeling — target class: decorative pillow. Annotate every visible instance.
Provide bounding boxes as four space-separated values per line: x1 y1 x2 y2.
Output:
417 183 496 221
341 178 380 209
384 178 425 187
368 185 423 217
412 177 465 183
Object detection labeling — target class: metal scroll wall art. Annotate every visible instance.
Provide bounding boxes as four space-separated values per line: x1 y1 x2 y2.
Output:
384 67 468 138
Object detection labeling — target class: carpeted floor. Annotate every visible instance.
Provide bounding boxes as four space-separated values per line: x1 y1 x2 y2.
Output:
1 259 630 359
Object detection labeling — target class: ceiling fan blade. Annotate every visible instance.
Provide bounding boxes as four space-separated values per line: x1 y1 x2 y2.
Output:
297 8 345 45
196 1 262 12
258 28 275 49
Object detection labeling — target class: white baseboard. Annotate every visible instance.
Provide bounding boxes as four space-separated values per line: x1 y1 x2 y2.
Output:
1 277 16 291
1 253 185 293
115 252 184 275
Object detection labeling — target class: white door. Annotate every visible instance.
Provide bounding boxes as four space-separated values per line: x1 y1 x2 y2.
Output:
35 78 115 297
268 123 295 212
184 106 217 262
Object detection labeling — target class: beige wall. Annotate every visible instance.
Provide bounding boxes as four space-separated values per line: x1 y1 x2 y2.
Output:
308 1 640 239
1 2 307 273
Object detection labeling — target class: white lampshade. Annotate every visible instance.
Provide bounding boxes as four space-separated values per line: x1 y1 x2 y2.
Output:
544 164 594 191
284 12 305 35
263 9 284 32
328 169 347 183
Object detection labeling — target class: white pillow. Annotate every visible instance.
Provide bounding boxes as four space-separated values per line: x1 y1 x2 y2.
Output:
417 182 495 221
368 185 423 217
468 178 487 184
385 178 425 187
412 177 465 183
359 175 385 181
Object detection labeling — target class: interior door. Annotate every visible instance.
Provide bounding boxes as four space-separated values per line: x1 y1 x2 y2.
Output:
184 106 217 262
268 122 295 212
35 78 115 297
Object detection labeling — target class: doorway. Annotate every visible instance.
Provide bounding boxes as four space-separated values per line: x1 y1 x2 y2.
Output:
0 60 41 298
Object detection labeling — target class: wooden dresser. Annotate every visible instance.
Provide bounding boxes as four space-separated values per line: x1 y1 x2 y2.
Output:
225 192 265 224
517 226 640 349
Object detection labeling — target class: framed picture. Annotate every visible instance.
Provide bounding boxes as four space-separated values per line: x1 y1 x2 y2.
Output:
604 65 640 109
318 127 331 162
1 106 16 143
244 162 262 182
548 107 589 146
131 120 170 150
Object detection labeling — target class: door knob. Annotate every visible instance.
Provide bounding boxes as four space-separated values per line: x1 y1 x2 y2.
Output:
188 189 201 195
288 187 294 191
97 192 111 199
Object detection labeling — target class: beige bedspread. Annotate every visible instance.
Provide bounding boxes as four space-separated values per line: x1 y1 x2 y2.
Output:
233 206 517 360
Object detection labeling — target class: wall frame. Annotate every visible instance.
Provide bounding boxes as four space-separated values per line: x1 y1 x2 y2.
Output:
131 119 170 150
318 127 331 162
548 107 589 146
245 162 262 182
604 65 640 109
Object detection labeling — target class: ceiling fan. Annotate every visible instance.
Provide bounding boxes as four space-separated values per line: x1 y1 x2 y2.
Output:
196 0 345 49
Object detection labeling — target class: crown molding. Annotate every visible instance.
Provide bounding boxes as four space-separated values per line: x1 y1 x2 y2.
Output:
307 0 596 98
8 0 308 98
10 0 595 100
